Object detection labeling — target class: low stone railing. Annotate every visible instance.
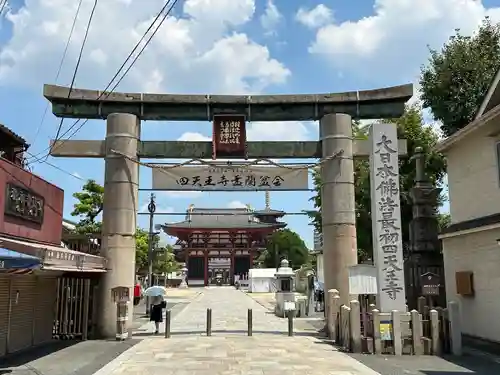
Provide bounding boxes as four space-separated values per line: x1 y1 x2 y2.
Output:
326 290 462 356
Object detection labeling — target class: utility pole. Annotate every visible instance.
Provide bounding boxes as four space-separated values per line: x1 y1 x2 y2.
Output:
145 193 156 315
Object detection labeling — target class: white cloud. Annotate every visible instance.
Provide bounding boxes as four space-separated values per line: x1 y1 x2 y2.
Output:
296 4 333 29
227 200 247 208
177 120 312 143
307 0 500 82
260 0 282 35
139 202 174 213
177 132 211 141
0 0 290 94
161 191 204 199
248 121 311 141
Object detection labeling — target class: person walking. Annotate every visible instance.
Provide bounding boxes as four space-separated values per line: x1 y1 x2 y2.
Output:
133 282 142 306
149 295 166 334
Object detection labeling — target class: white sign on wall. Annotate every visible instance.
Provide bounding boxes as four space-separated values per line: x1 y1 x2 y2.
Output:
369 123 406 312
348 265 378 295
152 165 309 191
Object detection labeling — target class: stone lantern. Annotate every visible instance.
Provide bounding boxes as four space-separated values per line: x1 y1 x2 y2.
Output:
274 259 296 317
179 263 188 289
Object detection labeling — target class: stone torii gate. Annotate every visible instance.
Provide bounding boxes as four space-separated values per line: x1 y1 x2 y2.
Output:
44 83 412 338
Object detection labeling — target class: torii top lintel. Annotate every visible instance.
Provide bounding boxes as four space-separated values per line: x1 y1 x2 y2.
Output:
43 83 413 121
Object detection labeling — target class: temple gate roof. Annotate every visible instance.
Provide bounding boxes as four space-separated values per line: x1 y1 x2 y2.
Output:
161 207 286 236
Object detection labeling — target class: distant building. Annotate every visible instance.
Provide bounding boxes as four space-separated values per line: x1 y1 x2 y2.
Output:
162 205 285 286
436 67 500 343
61 218 101 255
312 229 324 284
313 229 323 252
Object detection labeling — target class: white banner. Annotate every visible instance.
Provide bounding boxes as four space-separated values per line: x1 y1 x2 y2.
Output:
369 122 406 312
348 265 378 295
152 165 309 191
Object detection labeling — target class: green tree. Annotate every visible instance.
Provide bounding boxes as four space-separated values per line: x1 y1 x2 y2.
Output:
420 17 500 137
135 228 161 273
437 212 451 232
154 245 180 275
71 180 160 271
308 120 373 261
308 105 446 260
71 179 104 234
259 228 309 269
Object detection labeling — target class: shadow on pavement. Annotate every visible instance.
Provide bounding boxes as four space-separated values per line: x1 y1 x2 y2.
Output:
346 351 500 375
0 340 142 375
0 341 78 368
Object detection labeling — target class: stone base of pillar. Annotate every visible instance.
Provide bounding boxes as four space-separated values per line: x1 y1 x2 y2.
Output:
97 235 136 339
179 281 188 289
323 224 358 306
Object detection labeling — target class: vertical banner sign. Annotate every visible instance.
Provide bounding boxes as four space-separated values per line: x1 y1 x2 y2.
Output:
212 115 247 159
369 123 406 312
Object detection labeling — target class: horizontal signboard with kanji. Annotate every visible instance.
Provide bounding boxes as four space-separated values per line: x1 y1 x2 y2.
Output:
152 165 309 191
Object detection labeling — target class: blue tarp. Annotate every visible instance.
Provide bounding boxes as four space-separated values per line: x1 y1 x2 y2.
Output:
0 248 41 270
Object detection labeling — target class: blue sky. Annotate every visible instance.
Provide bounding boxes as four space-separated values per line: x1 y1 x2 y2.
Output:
0 0 499 247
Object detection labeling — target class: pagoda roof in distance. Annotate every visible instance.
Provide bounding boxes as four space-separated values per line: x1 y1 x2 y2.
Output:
162 207 286 232
252 208 286 217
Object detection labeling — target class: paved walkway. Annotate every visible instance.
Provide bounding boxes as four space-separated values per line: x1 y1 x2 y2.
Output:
94 287 381 375
133 288 201 335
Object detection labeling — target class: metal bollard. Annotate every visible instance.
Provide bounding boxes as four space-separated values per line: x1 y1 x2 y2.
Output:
287 310 294 337
247 309 253 336
206 308 212 336
164 310 171 338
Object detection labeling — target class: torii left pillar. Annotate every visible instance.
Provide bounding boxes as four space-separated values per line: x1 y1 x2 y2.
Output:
98 113 140 338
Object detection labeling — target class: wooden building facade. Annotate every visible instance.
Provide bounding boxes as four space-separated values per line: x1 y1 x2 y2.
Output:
0 124 106 356
162 206 285 286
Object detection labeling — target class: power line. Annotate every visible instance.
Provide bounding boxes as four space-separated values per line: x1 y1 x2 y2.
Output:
42 0 99 164
0 0 8 16
31 0 85 149
28 0 180 165
25 152 84 180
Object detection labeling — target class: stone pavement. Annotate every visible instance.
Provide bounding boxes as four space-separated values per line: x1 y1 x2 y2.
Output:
0 289 201 375
247 290 326 333
0 340 141 375
348 351 500 375
92 287 381 375
133 288 201 335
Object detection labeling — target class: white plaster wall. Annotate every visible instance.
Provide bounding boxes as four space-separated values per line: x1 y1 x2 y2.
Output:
446 120 500 223
442 228 500 342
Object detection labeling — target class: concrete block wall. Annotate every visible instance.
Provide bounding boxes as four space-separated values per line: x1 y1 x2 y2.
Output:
442 228 500 342
446 124 500 223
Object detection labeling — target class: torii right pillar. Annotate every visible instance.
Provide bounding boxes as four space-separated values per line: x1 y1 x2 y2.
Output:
320 113 358 306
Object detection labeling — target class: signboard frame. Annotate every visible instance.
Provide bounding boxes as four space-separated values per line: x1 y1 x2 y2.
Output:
151 165 309 191
379 320 393 341
421 272 441 296
4 183 45 224
212 114 247 159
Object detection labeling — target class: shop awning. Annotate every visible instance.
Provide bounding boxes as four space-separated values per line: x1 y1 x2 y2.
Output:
0 236 107 272
0 248 42 270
